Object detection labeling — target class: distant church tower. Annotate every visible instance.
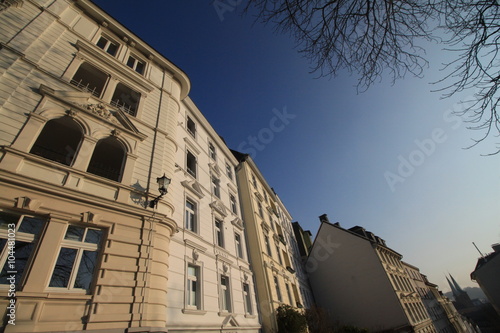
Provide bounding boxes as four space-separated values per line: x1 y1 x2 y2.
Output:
446 274 474 309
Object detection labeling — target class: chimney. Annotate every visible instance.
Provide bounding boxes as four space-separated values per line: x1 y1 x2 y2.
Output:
319 214 329 223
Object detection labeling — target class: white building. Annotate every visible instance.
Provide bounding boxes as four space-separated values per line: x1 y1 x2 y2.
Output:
166 98 260 332
307 215 434 332
0 1 259 332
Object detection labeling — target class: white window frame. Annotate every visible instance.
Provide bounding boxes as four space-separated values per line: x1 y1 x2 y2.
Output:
274 275 282 302
235 232 243 259
212 175 220 198
243 282 253 315
226 163 233 180
186 264 201 309
209 142 217 161
185 198 197 233
126 54 146 75
47 225 103 292
230 194 238 214
96 35 119 56
215 219 224 248
220 274 232 312
0 212 45 288
186 150 197 178
187 116 196 138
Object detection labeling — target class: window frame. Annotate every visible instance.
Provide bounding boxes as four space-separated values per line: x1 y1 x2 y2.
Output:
212 175 221 198
234 232 243 259
208 142 217 161
186 150 197 178
126 54 146 75
226 163 233 180
243 282 253 315
185 198 198 233
96 35 120 56
186 116 196 138
0 212 46 289
230 194 238 214
215 219 224 248
47 224 103 293
219 274 232 312
186 264 201 310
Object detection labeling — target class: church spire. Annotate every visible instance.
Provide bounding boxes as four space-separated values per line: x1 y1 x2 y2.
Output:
449 274 464 293
446 275 459 298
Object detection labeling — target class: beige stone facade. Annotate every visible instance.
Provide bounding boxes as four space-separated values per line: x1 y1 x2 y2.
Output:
231 152 312 333
0 1 259 332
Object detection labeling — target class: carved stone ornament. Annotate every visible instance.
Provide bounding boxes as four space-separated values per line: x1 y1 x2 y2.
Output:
85 103 112 119
223 263 229 273
111 128 121 137
193 249 199 261
66 109 78 118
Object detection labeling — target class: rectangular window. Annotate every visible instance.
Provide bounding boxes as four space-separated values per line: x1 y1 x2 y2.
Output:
186 150 197 178
263 191 268 202
276 245 282 265
226 163 233 180
70 62 109 98
0 212 45 288
49 225 103 292
264 234 272 256
243 283 253 315
257 201 263 218
111 83 141 116
220 275 231 312
209 142 217 160
187 116 196 138
215 219 224 248
285 283 293 305
96 36 118 56
230 194 237 214
212 176 220 198
185 199 197 232
187 264 200 309
235 233 243 259
252 175 257 188
126 55 145 74
274 276 282 302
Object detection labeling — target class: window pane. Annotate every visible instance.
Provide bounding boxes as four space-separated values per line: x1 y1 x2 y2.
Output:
0 241 33 286
65 225 85 241
126 56 135 68
84 229 102 244
106 42 118 56
18 216 44 235
74 250 98 290
135 61 145 74
0 212 18 229
96 37 107 49
49 248 77 288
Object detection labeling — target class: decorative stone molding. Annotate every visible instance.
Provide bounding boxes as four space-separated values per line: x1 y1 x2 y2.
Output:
0 0 23 12
254 191 264 202
181 180 204 199
231 217 244 230
210 199 227 217
14 197 41 212
210 163 221 177
81 211 101 224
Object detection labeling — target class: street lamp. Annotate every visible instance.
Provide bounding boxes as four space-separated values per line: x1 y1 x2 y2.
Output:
149 174 171 208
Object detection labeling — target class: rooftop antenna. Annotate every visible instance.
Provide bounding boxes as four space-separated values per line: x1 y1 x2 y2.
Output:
472 242 485 258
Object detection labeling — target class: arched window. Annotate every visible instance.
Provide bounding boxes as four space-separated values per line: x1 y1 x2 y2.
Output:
30 116 83 166
87 137 125 182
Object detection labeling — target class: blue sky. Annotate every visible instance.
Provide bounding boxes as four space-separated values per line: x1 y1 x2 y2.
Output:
92 1 500 293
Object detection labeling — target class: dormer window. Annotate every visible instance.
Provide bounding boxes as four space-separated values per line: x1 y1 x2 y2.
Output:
126 55 145 75
96 36 118 56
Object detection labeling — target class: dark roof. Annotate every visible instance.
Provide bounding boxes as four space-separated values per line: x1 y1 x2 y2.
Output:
230 149 248 162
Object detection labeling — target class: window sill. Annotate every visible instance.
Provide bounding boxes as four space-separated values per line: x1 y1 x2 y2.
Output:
218 311 232 317
245 314 257 319
182 308 207 315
